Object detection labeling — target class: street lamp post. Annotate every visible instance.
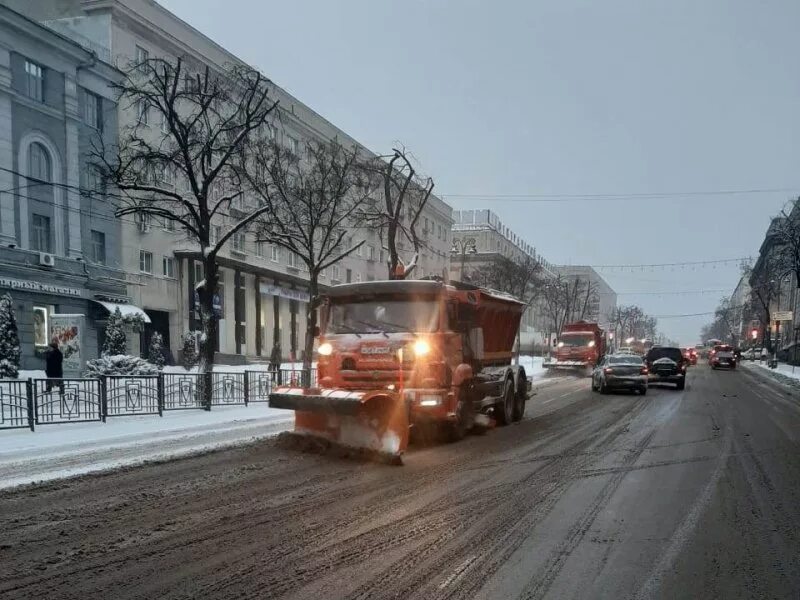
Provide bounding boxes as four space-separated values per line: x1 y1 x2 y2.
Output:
450 237 477 281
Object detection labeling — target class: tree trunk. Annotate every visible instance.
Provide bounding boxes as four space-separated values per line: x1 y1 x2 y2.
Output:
302 277 319 386
196 257 219 410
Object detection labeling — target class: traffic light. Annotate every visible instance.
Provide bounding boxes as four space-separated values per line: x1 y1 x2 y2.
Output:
751 328 758 340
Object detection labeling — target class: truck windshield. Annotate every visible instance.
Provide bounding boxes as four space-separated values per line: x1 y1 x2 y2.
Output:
328 299 439 334
560 334 594 347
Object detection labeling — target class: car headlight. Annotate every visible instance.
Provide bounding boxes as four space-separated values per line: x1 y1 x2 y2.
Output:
588 340 596 347
413 339 431 357
318 342 333 356
557 342 564 348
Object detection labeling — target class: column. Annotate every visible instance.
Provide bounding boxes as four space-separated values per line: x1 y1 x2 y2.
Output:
0 47 15 245
63 74 82 258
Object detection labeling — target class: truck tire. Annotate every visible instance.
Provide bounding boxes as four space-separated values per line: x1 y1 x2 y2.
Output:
446 388 474 442
495 379 514 426
512 389 526 422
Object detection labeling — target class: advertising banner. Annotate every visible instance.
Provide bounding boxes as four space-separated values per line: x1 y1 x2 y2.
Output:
49 314 85 375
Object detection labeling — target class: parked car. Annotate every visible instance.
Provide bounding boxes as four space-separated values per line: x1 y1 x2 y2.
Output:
592 354 648 395
644 346 687 390
742 347 761 361
618 346 635 355
710 344 737 369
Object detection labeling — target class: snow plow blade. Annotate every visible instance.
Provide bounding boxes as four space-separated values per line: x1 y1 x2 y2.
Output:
542 360 589 369
269 388 409 464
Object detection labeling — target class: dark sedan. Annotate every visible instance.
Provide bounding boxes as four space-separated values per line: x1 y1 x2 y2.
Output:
645 346 687 390
592 354 648 395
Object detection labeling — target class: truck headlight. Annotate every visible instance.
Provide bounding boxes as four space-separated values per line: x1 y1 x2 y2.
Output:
413 339 431 357
318 342 333 356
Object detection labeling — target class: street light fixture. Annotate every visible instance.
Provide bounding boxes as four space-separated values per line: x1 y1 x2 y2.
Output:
451 237 477 280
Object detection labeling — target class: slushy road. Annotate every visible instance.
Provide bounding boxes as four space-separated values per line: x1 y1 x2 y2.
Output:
1 363 798 599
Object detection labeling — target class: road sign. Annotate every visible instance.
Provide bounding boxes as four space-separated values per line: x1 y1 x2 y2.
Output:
773 311 793 321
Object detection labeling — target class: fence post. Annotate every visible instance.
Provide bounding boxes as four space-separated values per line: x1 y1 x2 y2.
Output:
204 371 212 411
157 373 164 417
26 379 34 432
100 377 107 423
243 371 249 406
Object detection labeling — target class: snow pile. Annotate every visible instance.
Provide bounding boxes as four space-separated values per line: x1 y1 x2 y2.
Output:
0 405 293 489
749 361 800 386
84 354 159 378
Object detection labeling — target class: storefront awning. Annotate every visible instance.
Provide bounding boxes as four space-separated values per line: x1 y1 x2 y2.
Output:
94 301 152 323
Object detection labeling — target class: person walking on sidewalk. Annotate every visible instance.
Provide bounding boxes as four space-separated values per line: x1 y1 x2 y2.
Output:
44 339 63 394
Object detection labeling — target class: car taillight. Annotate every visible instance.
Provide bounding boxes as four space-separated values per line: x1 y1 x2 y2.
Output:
640 367 648 375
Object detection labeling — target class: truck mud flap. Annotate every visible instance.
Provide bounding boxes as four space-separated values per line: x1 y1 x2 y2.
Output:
269 387 409 463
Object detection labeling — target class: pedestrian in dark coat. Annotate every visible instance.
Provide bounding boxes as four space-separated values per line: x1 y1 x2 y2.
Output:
45 340 63 394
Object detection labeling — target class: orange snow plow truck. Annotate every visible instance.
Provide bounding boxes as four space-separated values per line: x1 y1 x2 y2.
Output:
268 280 530 463
543 320 606 371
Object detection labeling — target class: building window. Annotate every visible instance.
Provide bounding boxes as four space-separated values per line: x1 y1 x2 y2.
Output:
332 265 340 281
271 245 279 262
90 230 106 264
31 214 51 253
139 249 153 274
319 268 326 278
288 251 298 268
86 165 104 197
287 135 299 155
210 224 221 245
84 91 102 130
255 241 264 258
28 143 50 182
33 306 49 348
163 256 175 278
24 60 44 102
232 232 246 254
355 243 363 257
163 217 175 231
184 73 200 93
137 100 148 125
346 269 352 283
135 45 149 72
379 249 385 265
355 272 362 283
137 212 152 233
367 245 376 261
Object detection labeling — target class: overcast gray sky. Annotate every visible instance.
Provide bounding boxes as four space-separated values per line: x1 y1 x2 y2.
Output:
160 0 800 344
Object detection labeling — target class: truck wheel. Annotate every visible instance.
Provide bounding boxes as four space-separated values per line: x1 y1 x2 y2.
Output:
446 391 474 442
512 387 526 422
495 379 514 426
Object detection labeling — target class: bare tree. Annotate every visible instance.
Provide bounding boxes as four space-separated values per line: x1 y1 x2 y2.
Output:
243 138 379 374
772 197 800 288
364 148 434 279
96 57 278 406
749 253 782 354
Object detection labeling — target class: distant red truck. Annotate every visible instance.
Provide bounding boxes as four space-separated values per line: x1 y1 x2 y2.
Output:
544 321 607 371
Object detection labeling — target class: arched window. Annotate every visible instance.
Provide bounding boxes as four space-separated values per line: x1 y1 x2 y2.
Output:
28 142 51 182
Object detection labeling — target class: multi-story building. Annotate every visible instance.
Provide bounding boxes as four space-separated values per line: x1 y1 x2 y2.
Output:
0 4 128 373
729 273 752 343
553 265 617 331
8 0 452 363
449 209 557 351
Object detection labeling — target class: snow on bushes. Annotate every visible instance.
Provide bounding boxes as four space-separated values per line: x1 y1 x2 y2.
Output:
148 332 166 368
84 354 158 378
182 332 198 369
102 307 127 356
0 293 20 379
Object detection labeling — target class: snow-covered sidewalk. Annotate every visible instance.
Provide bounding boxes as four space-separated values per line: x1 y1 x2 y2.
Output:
0 405 293 489
746 360 800 387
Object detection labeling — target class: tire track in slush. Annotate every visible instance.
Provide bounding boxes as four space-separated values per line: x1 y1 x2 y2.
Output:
343 398 649 600
519 429 657 600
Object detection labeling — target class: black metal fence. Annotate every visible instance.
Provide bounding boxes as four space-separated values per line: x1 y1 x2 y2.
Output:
0 369 315 432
